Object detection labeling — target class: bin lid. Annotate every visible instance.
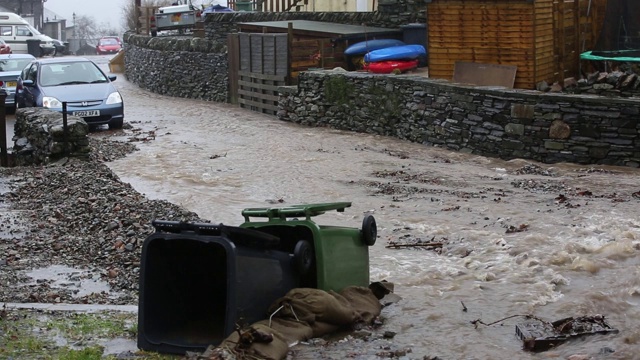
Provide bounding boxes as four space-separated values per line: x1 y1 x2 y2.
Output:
151 220 280 248
242 202 352 221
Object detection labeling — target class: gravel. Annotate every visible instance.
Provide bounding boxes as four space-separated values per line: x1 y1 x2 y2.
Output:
0 134 207 305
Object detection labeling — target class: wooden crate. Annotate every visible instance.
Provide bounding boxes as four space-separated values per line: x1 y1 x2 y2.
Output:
427 0 607 89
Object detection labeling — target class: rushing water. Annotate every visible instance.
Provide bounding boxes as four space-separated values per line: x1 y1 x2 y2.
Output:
100 57 640 359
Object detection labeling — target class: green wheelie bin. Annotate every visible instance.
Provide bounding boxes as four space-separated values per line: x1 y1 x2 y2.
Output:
239 202 377 292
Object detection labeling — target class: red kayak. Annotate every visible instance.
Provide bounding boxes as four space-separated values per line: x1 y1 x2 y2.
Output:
364 59 419 74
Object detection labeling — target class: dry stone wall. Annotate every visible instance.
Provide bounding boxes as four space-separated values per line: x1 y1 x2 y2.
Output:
123 34 228 102
278 71 640 167
13 108 90 166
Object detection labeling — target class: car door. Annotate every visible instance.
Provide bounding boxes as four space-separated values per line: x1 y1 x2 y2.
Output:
21 63 38 106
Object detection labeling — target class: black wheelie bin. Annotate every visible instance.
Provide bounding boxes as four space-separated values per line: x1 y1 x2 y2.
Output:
137 221 301 354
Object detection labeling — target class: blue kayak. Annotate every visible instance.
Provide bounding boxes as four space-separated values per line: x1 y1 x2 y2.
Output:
344 39 405 56
364 44 427 62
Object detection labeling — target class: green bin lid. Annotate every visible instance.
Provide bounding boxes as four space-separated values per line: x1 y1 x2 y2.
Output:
242 202 352 221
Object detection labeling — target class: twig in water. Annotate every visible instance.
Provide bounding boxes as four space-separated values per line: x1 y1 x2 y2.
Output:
471 314 551 329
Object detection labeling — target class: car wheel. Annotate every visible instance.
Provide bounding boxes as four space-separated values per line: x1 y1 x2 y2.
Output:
108 118 124 129
361 215 377 246
293 240 314 275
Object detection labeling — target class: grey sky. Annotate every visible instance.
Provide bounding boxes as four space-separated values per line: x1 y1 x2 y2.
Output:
45 0 128 31
44 1 226 33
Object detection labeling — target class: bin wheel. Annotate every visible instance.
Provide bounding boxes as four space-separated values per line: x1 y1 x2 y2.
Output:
362 215 377 246
293 240 314 275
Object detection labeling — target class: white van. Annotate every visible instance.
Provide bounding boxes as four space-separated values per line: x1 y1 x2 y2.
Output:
0 12 55 56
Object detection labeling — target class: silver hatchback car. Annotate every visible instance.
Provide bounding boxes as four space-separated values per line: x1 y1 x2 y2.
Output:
15 57 124 129
0 53 36 111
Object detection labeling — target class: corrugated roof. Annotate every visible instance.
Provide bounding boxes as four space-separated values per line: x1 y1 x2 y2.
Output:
237 20 400 38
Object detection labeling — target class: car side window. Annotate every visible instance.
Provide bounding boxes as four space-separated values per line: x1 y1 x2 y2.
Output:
16 26 32 37
21 64 31 80
0 26 11 36
26 65 37 82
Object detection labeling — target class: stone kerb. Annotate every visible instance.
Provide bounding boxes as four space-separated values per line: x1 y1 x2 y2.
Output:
277 71 640 167
13 108 90 166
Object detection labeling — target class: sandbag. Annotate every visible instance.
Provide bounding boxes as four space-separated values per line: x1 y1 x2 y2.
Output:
268 288 357 326
195 286 387 360
220 323 289 360
340 286 382 324
310 320 341 337
255 318 313 343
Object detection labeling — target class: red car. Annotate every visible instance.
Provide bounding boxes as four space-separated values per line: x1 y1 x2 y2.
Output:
96 37 122 55
0 39 11 54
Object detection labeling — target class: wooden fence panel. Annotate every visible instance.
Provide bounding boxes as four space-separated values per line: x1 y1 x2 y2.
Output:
228 34 240 104
235 33 289 115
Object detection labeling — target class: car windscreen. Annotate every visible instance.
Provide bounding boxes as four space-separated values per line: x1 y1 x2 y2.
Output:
0 59 33 72
39 61 109 87
100 39 119 45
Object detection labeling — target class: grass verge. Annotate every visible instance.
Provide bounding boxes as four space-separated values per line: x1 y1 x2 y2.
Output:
0 306 178 359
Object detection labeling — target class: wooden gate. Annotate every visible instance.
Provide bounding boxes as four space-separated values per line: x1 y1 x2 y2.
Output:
229 33 289 115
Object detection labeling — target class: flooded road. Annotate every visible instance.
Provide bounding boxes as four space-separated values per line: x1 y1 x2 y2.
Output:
96 56 640 359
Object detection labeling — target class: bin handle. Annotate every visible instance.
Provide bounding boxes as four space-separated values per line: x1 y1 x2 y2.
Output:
242 202 352 222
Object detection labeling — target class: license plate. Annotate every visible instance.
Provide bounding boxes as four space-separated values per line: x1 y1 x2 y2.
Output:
6 81 16 87
74 110 100 117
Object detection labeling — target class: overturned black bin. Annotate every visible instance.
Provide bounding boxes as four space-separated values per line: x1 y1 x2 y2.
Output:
137 220 300 354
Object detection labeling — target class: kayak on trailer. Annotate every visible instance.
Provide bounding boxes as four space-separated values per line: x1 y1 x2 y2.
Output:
364 44 427 62
363 59 419 74
344 39 405 56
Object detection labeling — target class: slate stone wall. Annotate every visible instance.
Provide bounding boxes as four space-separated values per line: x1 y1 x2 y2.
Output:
278 71 640 167
123 34 229 102
13 108 90 166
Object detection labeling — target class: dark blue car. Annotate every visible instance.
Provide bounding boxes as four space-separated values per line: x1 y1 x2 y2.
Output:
15 57 124 129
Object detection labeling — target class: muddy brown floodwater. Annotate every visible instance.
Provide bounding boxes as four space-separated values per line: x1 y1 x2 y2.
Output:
99 57 640 359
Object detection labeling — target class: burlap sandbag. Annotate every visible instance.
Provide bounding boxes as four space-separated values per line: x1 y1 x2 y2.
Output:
254 318 313 343
220 323 289 360
339 286 382 324
267 288 357 326
310 320 341 337
207 286 385 360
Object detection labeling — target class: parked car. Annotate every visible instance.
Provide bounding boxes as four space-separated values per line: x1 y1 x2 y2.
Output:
15 57 124 129
96 37 122 55
51 39 67 56
0 53 35 111
0 38 11 54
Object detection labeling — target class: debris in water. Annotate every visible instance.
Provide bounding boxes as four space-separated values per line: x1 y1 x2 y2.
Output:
386 235 445 251
460 301 467 312
505 224 529 234
209 153 227 159
515 315 618 352
385 241 443 250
